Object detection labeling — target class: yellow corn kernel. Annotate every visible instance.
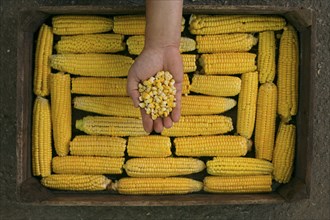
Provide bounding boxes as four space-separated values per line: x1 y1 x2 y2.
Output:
258 31 276 83
182 54 197 73
127 136 171 157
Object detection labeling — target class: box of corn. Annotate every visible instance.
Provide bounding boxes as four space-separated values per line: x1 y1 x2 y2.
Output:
16 5 314 205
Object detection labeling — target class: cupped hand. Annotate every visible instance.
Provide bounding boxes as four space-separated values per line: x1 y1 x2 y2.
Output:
127 46 183 133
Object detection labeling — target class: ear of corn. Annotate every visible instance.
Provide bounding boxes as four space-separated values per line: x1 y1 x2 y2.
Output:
69 135 127 157
258 31 276 83
190 75 241 97
255 83 278 161
272 123 296 183
189 14 286 35
236 71 259 139
182 54 197 73
50 54 134 77
127 136 171 157
34 24 53 97
174 135 249 157
114 177 203 195
50 73 71 156
52 15 113 35
41 174 111 191
277 25 299 122
182 73 191 95
32 96 52 177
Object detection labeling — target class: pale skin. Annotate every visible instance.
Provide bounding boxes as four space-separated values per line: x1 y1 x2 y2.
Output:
127 0 184 133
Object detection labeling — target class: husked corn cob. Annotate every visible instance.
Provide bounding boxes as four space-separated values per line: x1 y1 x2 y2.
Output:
32 97 52 177
34 24 53 97
127 136 171 157
236 71 258 139
113 177 203 195
199 53 257 75
52 156 124 174
50 73 71 156
207 157 273 176
182 73 191 95
71 77 128 96
255 83 278 161
76 116 149 136
174 135 249 157
70 135 126 157
50 54 133 77
55 34 125 54
272 123 296 183
182 54 197 73
52 15 113 35
41 174 111 191
161 115 233 137
189 14 286 35
196 33 257 53
190 75 241 97
258 31 276 83
203 175 272 193
278 25 299 122
124 157 205 177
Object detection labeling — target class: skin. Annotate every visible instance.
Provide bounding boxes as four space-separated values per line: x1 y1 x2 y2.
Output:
127 0 184 133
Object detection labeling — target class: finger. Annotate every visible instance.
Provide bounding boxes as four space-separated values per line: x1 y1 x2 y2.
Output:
140 108 153 133
171 82 182 122
163 116 173 129
153 117 164 133
127 71 141 108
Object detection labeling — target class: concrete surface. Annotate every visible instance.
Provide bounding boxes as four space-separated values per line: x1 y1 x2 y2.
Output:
1 0 329 219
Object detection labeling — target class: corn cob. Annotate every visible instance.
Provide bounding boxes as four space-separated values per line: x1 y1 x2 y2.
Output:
258 31 276 83
124 157 205 177
272 123 296 183
182 73 191 95
200 52 257 75
174 135 249 157
52 156 124 175
255 83 278 161
182 54 197 73
113 15 185 35
50 73 71 156
161 115 233 137
34 24 53 97
52 15 113 35
41 174 111 191
55 34 125 54
203 175 272 193
32 97 52 177
127 136 171 157
76 116 149 136
127 36 196 55
113 177 203 195
196 33 257 53
50 54 133 77
189 14 286 35
69 135 127 157
236 71 259 139
207 157 273 176
277 25 299 122
190 75 241 97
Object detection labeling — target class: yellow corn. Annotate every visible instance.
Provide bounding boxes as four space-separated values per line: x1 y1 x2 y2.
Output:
174 135 249 157
124 157 205 177
255 83 278 161
50 54 133 77
55 34 125 53
236 71 259 139
258 31 276 83
41 174 111 191
203 175 272 193
52 156 124 175
69 135 126 157
127 136 171 157
113 177 203 195
161 115 233 137
50 73 71 156
182 54 197 73
52 15 113 35
277 25 299 122
199 53 257 75
182 73 191 95
32 97 52 177
190 75 241 97
272 123 296 183
196 33 257 53
189 14 286 35
34 24 53 97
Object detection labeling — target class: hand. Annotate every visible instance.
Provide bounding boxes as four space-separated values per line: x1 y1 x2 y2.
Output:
127 46 183 133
